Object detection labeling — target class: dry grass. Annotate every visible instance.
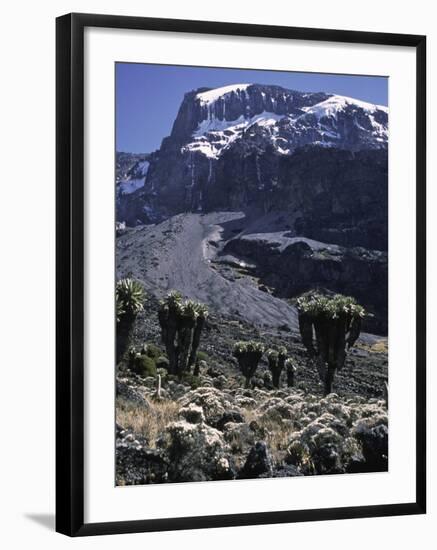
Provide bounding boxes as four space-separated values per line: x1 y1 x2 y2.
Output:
370 340 389 353
357 339 388 354
243 408 291 460
116 397 179 447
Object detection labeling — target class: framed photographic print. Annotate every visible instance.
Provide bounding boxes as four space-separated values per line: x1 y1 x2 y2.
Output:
56 13 426 536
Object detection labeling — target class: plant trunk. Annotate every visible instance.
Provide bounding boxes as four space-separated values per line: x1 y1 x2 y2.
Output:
158 307 179 375
298 313 315 354
116 314 134 364
193 359 200 377
272 370 281 388
188 317 205 368
177 322 194 377
347 316 362 348
324 363 336 395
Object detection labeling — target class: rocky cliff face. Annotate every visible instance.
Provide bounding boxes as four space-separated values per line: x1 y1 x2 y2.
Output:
167 84 331 144
116 152 151 224
166 84 387 151
223 235 387 334
122 84 388 242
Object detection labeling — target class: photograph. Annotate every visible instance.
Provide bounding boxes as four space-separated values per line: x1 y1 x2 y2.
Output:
114 63 389 486
0 1 430 544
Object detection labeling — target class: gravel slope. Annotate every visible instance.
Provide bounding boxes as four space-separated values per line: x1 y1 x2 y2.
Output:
116 212 299 329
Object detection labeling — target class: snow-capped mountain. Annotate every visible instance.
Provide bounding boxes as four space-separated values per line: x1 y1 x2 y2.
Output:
117 84 388 251
179 84 388 159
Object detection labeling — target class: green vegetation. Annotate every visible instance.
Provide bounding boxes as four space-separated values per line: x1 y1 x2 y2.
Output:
233 341 265 388
115 278 145 362
297 291 365 395
180 372 202 389
158 291 208 377
127 343 166 378
131 354 157 377
141 342 161 359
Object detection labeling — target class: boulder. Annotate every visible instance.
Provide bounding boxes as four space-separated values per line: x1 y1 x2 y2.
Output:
116 426 167 485
352 414 388 472
116 379 150 408
238 441 273 479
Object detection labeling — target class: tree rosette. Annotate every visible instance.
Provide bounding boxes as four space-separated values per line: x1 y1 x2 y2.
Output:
296 292 367 395
233 341 265 388
158 291 208 377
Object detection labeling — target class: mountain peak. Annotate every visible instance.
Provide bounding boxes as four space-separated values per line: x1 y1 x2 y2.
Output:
170 83 329 143
302 94 388 118
168 83 388 160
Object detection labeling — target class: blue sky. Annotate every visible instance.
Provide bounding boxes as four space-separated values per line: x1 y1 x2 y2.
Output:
116 63 388 153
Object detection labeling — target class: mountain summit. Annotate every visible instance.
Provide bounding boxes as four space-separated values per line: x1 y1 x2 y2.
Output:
117 83 388 252
169 83 388 157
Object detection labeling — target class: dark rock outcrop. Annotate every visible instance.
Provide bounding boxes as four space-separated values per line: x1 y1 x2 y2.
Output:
116 424 168 485
238 441 273 479
223 234 387 334
351 415 388 472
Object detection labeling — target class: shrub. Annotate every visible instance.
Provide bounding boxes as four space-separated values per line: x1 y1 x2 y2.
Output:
181 372 202 390
141 343 161 359
131 354 157 378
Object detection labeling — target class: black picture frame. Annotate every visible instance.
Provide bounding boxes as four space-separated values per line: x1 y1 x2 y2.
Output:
56 12 426 537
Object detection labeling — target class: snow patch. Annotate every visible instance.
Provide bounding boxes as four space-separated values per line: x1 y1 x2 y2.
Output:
185 111 287 159
302 95 388 121
118 178 145 195
196 84 250 105
137 160 149 176
194 111 284 137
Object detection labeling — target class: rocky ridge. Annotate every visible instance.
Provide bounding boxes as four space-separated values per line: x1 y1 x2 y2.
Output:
119 83 388 224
